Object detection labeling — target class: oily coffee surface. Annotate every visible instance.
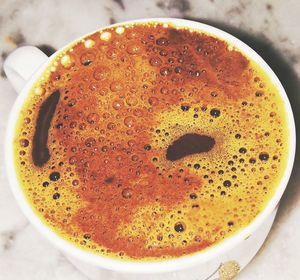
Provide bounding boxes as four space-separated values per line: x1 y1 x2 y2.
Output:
15 22 288 260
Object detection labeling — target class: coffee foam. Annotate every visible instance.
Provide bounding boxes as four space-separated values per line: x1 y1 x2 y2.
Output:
14 22 288 260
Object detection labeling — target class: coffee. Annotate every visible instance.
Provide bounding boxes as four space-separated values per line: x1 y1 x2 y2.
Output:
14 22 289 260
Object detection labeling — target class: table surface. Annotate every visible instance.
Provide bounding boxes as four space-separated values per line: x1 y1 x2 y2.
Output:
1 1 300 279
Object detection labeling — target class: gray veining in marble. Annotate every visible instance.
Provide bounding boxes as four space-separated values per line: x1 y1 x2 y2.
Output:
1 0 300 279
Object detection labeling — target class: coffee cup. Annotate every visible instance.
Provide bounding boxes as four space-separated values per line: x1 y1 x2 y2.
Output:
4 18 296 280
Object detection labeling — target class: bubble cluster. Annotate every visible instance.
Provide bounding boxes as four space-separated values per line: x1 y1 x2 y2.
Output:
14 22 289 261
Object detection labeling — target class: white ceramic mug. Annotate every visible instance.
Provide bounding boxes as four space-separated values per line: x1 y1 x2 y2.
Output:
4 18 296 280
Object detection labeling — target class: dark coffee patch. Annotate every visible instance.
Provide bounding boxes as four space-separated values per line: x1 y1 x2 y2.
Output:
32 90 60 166
166 133 215 161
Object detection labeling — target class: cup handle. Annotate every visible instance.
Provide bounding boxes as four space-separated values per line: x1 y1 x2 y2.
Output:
3 46 49 94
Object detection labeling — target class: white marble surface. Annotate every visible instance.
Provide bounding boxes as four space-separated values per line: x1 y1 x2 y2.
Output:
1 0 300 279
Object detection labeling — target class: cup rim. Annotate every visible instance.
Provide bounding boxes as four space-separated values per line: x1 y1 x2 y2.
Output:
5 17 296 273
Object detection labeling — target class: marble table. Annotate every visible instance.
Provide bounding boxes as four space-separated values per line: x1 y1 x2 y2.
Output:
0 0 300 279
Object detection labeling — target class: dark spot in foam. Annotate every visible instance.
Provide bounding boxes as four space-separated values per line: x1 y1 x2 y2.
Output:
259 152 269 161
104 176 115 184
36 44 57 56
223 180 232 187
144 144 151 151
210 108 221 118
53 193 60 200
190 193 197 199
174 222 186 232
83 233 91 239
42 181 49 187
166 133 215 161
50 172 60 181
181 105 190 111
193 163 200 169
32 90 60 166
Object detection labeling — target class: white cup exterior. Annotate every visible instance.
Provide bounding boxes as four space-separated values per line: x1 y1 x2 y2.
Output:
4 18 296 279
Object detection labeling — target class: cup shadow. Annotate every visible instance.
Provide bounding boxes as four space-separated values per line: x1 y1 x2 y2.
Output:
185 17 300 224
